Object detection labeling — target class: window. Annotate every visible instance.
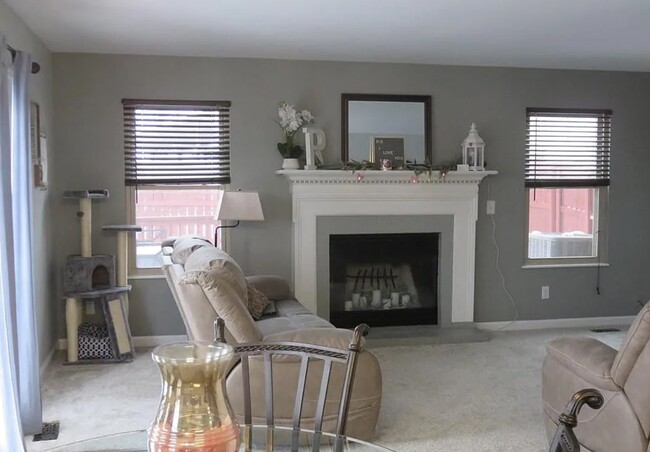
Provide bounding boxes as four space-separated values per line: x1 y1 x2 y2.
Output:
123 99 231 271
129 187 222 268
525 108 611 264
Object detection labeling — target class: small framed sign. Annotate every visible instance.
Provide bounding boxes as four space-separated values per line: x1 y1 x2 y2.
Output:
370 136 405 168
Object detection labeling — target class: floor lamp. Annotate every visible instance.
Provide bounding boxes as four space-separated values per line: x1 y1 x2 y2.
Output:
214 190 265 246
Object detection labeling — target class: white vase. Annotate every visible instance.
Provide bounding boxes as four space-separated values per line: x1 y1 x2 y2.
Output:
282 158 300 170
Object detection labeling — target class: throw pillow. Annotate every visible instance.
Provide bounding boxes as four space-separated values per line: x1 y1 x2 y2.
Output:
260 301 277 317
246 281 271 320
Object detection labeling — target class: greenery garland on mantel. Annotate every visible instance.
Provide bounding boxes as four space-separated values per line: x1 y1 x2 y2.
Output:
318 159 463 179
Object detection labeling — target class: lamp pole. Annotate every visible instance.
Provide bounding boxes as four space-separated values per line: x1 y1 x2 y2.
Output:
214 220 240 246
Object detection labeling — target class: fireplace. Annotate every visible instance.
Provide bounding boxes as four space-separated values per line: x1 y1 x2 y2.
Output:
277 169 496 325
329 233 439 328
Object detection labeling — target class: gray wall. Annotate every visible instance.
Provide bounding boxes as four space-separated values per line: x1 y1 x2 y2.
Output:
51 53 650 338
0 0 57 364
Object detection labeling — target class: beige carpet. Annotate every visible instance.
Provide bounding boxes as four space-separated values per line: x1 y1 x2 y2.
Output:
26 327 625 452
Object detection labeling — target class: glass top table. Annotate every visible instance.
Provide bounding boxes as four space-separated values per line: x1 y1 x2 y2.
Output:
47 425 394 451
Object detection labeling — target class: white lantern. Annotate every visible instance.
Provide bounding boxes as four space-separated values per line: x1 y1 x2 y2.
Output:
461 123 485 171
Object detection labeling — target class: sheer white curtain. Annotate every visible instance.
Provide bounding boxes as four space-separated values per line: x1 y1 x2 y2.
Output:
0 33 25 452
0 33 42 451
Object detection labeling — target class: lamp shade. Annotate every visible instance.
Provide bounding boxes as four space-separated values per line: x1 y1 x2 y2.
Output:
215 191 265 222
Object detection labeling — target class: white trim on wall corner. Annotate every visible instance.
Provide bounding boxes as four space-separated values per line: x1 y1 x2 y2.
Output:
40 346 57 377
57 335 188 351
476 315 636 331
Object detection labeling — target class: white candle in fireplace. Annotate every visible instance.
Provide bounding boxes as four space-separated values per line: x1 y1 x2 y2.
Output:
372 290 382 307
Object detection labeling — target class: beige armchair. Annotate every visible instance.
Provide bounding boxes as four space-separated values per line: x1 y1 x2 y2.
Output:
161 236 382 440
542 302 650 452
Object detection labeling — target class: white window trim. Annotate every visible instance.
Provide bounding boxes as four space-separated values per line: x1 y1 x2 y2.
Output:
523 186 609 268
126 185 229 279
522 263 610 269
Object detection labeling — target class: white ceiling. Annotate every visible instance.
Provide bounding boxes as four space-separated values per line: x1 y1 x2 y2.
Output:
6 0 650 72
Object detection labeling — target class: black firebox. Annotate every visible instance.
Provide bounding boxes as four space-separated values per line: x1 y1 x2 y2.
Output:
329 233 439 328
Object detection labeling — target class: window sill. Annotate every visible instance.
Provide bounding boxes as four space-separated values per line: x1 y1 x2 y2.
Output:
129 273 166 280
522 262 609 269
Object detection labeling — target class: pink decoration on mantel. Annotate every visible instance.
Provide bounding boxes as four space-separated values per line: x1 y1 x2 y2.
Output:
411 174 419 184
356 173 364 182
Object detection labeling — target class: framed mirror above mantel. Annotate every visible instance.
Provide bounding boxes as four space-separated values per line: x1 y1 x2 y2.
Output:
341 93 432 167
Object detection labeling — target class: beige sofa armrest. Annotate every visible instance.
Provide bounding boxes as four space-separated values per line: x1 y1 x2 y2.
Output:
246 275 293 301
545 337 619 390
263 328 363 351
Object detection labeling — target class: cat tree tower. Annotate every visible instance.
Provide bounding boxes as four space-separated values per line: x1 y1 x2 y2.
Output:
63 189 140 363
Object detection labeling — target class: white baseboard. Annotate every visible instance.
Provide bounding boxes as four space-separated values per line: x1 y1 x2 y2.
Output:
132 335 188 347
57 334 187 350
476 315 636 331
54 316 636 349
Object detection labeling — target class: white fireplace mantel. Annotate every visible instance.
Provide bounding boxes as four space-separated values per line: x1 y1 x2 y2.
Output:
276 169 496 186
277 169 497 324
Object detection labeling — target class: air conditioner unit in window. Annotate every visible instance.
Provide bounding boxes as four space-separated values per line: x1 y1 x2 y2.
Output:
528 232 594 259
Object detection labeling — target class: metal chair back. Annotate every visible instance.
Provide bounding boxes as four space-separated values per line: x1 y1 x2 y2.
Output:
548 389 604 452
214 319 369 447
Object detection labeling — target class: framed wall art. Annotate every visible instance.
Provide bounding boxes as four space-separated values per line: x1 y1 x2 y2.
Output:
29 101 47 189
30 101 40 160
341 93 432 165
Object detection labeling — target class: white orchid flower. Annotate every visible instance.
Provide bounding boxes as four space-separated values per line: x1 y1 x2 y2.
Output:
300 110 314 123
278 102 298 128
276 101 316 144
287 118 301 133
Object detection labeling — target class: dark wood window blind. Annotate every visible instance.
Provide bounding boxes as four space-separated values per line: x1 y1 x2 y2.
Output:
123 99 231 185
525 108 611 188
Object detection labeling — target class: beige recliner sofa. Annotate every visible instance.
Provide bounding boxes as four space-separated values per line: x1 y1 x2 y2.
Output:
542 302 650 452
161 236 382 440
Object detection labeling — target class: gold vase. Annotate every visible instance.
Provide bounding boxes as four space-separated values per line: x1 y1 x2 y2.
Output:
148 342 240 452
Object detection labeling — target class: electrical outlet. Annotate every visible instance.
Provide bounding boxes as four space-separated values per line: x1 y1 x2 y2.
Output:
487 200 496 215
541 286 550 300
85 301 95 315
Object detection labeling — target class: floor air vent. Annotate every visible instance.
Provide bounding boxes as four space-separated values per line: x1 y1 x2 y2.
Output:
33 421 60 442
591 328 621 333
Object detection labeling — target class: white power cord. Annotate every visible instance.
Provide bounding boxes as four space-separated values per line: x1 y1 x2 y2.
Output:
486 180 519 331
